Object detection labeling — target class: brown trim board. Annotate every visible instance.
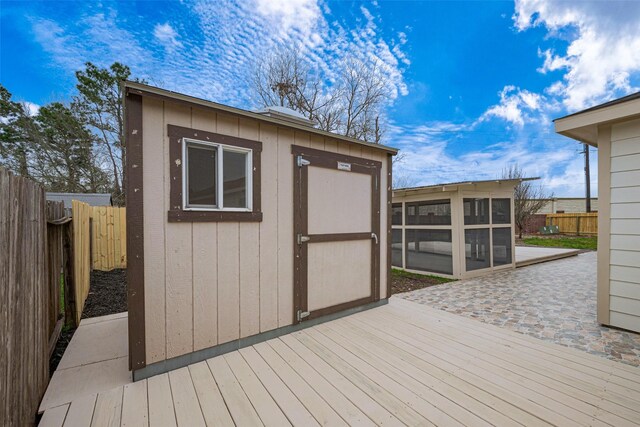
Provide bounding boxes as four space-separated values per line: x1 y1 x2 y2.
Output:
387 154 393 299
125 92 146 371
167 124 262 222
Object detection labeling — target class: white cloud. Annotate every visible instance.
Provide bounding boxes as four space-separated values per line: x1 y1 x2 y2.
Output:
31 12 150 72
514 0 640 110
480 86 544 127
29 1 409 110
153 23 182 51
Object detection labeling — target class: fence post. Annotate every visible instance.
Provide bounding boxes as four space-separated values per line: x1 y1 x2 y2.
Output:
576 215 581 236
64 222 77 329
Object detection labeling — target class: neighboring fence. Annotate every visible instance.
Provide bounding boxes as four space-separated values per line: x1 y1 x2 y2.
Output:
546 212 598 235
72 200 92 325
91 206 127 270
0 168 71 426
518 213 547 236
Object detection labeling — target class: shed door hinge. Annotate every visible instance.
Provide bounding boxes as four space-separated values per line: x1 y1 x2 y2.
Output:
297 309 310 322
297 155 310 167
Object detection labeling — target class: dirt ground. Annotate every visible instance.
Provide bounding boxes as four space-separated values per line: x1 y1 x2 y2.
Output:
390 269 453 295
49 269 127 376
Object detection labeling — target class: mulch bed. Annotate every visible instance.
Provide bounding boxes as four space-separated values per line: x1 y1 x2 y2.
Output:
81 269 127 319
390 272 449 295
49 269 127 377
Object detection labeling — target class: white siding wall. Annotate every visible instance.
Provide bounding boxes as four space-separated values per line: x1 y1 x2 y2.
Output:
142 99 390 363
609 118 640 332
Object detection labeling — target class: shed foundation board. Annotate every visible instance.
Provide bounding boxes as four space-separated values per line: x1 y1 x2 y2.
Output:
42 298 640 427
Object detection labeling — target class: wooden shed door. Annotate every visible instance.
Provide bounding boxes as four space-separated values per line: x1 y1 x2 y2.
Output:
293 145 380 323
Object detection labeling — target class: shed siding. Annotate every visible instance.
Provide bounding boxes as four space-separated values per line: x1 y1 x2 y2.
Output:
609 118 640 332
142 99 389 363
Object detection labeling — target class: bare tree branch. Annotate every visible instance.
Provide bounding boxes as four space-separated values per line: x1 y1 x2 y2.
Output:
502 164 554 238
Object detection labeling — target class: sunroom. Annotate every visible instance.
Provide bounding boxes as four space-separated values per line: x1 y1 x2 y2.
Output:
392 179 526 279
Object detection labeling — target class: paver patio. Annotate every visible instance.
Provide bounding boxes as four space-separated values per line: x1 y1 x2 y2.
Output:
399 251 640 366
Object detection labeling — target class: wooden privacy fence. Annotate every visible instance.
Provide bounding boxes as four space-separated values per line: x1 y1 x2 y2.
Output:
546 212 598 235
0 168 72 426
91 206 127 270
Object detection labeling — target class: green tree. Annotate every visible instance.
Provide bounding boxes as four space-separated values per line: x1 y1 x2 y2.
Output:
30 102 110 192
73 62 145 205
0 85 38 178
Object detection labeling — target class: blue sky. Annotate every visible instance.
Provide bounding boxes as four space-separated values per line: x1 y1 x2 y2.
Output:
2 0 640 196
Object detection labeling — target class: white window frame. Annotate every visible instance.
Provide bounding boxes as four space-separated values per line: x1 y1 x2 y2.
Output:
182 137 253 212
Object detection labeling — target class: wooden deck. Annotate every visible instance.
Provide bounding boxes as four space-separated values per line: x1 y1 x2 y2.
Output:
40 298 640 426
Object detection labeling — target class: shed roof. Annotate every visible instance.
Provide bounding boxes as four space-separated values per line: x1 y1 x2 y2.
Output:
393 177 538 196
46 192 112 208
554 91 640 145
124 81 398 155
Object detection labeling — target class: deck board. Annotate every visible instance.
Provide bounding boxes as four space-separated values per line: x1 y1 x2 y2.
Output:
43 299 640 427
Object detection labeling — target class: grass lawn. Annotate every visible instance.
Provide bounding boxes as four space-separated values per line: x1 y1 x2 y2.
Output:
522 235 597 250
390 268 455 295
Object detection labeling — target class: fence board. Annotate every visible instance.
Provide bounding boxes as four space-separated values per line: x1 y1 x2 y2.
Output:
72 201 92 325
90 206 127 271
546 212 598 235
0 168 61 426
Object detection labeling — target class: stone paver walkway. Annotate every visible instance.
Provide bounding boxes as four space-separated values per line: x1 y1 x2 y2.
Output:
398 251 640 366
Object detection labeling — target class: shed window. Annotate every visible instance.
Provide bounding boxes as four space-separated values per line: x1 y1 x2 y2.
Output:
186 144 217 208
184 139 252 211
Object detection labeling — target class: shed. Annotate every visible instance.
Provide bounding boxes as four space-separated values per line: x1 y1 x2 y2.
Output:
124 81 396 379
392 179 529 279
555 91 640 333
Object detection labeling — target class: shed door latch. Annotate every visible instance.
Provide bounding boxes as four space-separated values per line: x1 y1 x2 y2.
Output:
297 309 310 322
297 155 310 167
297 234 310 244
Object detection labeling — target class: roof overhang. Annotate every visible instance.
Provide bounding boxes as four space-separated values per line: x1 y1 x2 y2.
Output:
123 81 398 155
393 177 538 197
554 92 640 146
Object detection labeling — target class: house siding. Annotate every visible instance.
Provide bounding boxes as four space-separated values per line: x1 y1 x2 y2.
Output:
141 97 389 365
609 118 640 332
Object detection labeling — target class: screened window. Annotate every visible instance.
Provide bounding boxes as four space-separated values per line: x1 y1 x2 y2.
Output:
391 229 403 267
184 139 252 211
492 198 511 224
392 203 403 226
492 228 512 266
406 199 451 225
463 198 489 225
406 229 453 275
465 228 490 271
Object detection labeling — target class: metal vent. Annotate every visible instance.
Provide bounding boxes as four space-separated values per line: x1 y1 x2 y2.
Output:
255 106 315 127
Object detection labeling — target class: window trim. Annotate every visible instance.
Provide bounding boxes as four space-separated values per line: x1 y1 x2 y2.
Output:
168 124 262 223
182 138 253 212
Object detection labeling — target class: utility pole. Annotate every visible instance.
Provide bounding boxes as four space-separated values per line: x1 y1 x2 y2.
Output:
583 143 591 212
